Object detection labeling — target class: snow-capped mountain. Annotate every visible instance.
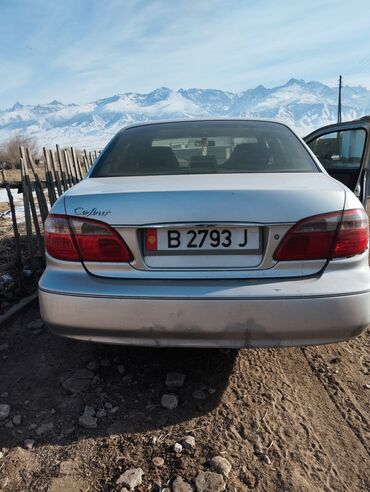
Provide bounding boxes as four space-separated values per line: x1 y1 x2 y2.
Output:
1 79 369 149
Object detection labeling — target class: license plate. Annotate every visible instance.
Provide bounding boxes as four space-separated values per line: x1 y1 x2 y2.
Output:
145 226 260 254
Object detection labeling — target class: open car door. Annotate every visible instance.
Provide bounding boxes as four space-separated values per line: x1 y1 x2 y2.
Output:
304 117 370 206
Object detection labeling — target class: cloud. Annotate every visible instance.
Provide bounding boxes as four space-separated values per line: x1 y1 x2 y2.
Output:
0 0 369 107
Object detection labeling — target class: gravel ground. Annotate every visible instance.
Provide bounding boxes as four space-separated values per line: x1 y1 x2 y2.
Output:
0 302 369 492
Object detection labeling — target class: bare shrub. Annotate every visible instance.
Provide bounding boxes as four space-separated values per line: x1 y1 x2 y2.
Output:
0 136 39 167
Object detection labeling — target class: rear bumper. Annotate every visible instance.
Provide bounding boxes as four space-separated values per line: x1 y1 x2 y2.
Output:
39 265 370 348
39 289 370 348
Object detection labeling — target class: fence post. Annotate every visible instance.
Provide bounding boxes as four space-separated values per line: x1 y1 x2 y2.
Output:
20 154 44 264
56 144 68 192
83 149 90 171
43 147 57 206
24 147 49 223
64 148 76 185
20 157 36 276
70 147 81 181
89 152 94 167
82 155 89 174
70 148 79 183
49 150 63 197
76 156 84 178
1 169 23 294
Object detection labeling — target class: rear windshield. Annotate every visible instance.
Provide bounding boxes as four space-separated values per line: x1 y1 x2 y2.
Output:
91 120 318 177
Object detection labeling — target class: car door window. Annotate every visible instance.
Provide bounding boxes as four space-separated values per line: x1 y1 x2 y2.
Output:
308 129 366 170
307 128 367 196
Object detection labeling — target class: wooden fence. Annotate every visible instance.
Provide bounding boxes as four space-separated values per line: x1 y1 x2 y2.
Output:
0 146 99 306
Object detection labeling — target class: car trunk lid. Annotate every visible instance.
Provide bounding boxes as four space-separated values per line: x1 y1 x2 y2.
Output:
64 173 346 279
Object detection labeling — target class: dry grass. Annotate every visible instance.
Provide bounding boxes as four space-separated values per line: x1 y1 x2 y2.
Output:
1 167 46 183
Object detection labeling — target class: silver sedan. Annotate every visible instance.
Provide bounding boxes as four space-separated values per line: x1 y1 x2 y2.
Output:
39 119 370 348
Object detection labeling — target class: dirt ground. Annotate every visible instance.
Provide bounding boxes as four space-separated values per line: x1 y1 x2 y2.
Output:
0 302 369 492
1 204 370 491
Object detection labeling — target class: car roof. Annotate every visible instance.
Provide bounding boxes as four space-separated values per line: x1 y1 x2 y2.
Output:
120 118 294 132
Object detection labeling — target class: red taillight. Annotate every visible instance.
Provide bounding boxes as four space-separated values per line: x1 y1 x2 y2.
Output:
44 214 133 262
274 209 368 261
44 215 79 261
332 209 369 258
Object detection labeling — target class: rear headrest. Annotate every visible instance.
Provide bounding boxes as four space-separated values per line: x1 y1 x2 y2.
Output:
142 146 179 171
224 142 270 171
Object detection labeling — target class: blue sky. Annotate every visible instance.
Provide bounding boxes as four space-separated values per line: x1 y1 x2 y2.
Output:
1 0 370 109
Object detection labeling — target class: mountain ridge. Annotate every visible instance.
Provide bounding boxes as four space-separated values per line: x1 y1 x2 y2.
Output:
1 79 369 149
